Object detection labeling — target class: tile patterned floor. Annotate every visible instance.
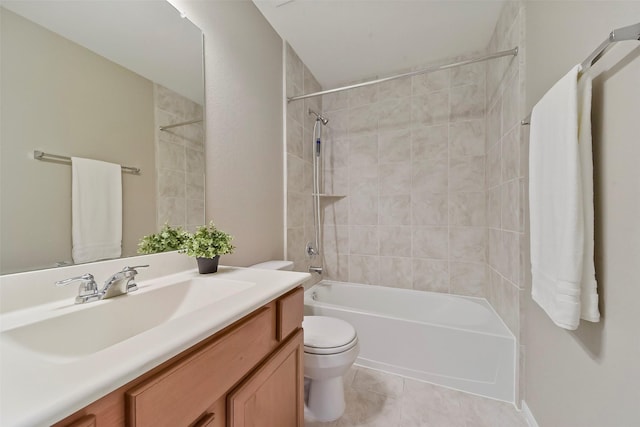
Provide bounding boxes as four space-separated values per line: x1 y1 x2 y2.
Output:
305 366 529 427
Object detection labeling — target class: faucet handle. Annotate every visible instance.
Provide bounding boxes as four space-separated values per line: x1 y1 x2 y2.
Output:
121 265 149 292
55 273 100 304
123 265 149 272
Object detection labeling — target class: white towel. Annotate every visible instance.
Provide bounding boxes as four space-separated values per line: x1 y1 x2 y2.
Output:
529 64 600 330
71 157 122 264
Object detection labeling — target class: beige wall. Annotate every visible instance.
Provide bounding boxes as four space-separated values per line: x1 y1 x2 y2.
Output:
0 8 156 274
170 0 284 267
524 2 640 425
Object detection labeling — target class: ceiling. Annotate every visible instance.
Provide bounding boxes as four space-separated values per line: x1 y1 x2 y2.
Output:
253 0 506 89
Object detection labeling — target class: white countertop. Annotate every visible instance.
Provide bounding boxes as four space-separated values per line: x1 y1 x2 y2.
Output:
0 265 310 427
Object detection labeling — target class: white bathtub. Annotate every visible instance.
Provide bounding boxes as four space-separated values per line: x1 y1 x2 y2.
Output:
304 280 515 402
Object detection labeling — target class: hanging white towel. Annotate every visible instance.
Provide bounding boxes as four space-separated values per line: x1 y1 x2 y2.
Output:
529 65 600 330
71 157 122 264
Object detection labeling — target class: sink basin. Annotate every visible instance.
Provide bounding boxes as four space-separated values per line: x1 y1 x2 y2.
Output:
2 277 254 362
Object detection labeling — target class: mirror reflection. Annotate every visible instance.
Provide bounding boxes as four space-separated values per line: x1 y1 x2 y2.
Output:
0 1 205 275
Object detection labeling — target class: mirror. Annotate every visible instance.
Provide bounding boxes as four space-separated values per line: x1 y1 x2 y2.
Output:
0 1 205 275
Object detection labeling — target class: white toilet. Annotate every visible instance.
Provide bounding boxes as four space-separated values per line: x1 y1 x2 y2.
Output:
248 260 359 422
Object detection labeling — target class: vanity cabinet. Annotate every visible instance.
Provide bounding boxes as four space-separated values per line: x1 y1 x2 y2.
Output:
53 286 304 427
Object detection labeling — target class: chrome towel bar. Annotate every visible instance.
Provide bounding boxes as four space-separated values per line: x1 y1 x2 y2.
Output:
33 150 141 175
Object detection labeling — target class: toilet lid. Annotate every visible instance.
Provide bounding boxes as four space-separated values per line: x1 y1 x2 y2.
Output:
303 316 357 354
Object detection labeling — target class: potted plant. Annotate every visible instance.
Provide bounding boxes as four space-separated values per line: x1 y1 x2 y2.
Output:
137 223 188 254
181 222 235 274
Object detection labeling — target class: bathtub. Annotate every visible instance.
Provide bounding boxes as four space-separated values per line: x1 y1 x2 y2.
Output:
304 280 515 402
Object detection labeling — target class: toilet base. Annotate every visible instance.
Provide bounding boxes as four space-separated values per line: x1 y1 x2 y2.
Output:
304 376 346 422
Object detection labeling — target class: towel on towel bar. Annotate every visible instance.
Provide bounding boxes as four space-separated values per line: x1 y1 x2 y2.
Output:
71 157 122 264
529 64 600 330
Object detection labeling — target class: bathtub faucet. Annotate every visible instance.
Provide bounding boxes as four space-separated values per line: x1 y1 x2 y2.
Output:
309 266 323 275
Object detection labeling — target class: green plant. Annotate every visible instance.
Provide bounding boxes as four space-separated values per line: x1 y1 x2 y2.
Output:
137 223 188 254
181 222 235 259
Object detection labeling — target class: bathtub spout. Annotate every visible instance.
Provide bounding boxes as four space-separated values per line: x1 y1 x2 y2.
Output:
309 266 323 275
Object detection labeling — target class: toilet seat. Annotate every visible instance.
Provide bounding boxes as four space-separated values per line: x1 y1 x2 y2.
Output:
303 316 358 355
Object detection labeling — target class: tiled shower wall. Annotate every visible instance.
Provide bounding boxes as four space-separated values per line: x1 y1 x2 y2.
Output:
285 44 324 278
484 0 527 403
317 57 488 296
154 84 205 231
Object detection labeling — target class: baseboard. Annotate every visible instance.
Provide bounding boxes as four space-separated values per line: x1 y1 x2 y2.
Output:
521 400 540 427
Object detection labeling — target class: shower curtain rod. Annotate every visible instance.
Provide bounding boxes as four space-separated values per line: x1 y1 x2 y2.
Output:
287 47 519 103
521 22 640 125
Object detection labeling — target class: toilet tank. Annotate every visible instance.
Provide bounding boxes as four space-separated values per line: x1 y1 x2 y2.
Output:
248 260 294 271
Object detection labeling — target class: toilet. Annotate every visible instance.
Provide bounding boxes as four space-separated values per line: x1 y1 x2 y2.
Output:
248 260 359 422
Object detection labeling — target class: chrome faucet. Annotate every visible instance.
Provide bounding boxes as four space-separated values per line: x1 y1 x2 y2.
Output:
55 273 101 304
55 265 148 304
309 266 323 275
101 265 148 299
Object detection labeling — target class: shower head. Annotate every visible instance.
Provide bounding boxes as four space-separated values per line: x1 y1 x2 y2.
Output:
308 108 329 125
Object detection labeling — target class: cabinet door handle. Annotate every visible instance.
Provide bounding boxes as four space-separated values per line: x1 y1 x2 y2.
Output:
193 412 216 427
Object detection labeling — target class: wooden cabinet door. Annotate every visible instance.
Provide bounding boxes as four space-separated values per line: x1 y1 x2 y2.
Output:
126 306 275 427
228 329 304 427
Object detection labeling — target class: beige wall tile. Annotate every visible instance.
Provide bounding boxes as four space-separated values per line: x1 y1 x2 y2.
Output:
501 126 519 181
412 227 448 259
348 254 379 285
378 97 411 131
411 90 449 126
324 137 349 169
379 195 411 225
450 83 485 121
158 197 186 226
379 162 411 196
412 124 449 162
451 61 486 88
449 192 486 226
349 194 378 225
324 197 349 225
379 257 413 289
323 225 349 255
450 227 486 262
349 104 379 135
412 158 448 193
158 169 186 198
379 226 412 257
449 155 485 192
501 179 522 232
349 133 379 168
322 91 349 112
486 96 502 149
450 261 486 297
412 69 450 95
379 129 411 163
348 83 378 108
349 165 379 196
286 120 303 158
413 258 449 292
350 225 379 256
449 119 485 158
287 153 305 193
378 76 412 100
158 140 185 171
412 191 449 226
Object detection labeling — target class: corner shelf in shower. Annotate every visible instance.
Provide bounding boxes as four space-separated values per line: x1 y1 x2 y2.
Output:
312 193 346 198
